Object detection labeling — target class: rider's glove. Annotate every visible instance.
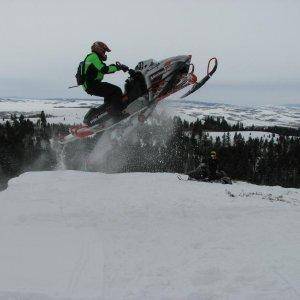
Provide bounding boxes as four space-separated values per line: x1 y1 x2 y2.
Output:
116 62 129 72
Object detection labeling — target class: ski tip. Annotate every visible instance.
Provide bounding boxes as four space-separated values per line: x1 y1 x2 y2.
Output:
207 57 218 75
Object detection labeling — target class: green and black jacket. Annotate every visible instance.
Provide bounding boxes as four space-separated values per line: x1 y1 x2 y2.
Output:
83 52 119 90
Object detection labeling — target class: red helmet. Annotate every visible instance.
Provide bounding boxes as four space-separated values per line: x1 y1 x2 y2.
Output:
91 41 111 61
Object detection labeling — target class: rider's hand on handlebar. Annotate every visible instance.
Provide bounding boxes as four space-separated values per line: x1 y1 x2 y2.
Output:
116 62 129 72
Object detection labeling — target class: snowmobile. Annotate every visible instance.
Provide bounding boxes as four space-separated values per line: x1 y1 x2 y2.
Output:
178 168 232 184
177 172 232 184
60 55 218 144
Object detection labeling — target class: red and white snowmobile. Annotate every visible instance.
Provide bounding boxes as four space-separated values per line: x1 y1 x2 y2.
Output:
60 55 217 144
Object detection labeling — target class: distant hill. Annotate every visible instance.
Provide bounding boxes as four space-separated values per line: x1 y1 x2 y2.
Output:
283 103 300 108
1 97 300 128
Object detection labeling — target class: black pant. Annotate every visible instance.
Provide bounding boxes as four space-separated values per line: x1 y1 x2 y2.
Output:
86 81 123 111
84 82 124 125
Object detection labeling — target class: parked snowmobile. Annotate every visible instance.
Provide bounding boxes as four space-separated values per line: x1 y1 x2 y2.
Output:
60 55 217 144
178 170 232 184
190 158 232 184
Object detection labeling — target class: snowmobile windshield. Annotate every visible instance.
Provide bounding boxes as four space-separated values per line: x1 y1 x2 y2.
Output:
135 59 158 71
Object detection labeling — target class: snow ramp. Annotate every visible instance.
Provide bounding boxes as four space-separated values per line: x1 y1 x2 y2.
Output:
0 171 299 300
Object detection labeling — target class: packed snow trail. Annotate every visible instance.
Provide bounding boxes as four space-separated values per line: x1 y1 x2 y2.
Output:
0 171 299 300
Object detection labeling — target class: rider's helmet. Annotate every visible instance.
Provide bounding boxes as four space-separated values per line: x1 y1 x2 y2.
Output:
210 151 217 158
91 41 111 61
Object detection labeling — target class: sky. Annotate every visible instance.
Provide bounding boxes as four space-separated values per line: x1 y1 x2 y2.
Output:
0 0 300 105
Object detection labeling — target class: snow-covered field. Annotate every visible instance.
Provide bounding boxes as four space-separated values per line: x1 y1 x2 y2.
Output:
0 98 99 125
1 97 300 128
164 99 300 128
0 171 299 300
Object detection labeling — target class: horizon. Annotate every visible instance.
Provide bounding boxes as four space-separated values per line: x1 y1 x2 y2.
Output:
1 94 300 109
1 80 300 107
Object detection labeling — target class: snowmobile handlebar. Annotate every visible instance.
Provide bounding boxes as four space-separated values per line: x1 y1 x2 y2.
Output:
115 62 136 76
116 61 130 72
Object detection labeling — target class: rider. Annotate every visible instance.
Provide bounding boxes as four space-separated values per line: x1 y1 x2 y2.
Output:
206 150 220 180
82 41 129 125
188 150 220 181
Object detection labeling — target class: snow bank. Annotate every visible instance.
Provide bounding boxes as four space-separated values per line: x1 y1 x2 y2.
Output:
0 171 299 299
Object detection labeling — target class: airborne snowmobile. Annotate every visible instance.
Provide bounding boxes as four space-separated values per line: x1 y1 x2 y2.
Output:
61 55 218 144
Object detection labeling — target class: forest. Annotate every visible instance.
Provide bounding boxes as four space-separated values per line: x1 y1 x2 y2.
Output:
1 111 299 190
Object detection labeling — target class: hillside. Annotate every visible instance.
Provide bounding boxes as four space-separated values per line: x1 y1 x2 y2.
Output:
0 171 299 299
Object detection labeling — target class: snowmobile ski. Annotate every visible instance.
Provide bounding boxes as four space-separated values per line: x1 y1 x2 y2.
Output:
181 58 218 98
177 174 189 181
177 174 184 180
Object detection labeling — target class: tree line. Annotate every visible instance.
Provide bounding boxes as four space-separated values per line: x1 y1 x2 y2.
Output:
0 112 56 190
0 112 299 189
64 115 300 188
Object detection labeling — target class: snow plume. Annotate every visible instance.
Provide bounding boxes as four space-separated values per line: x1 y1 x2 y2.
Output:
56 146 67 170
87 112 177 173
50 139 66 170
88 132 116 167
50 137 91 171
30 152 49 170
50 112 178 174
87 124 139 173
23 139 58 173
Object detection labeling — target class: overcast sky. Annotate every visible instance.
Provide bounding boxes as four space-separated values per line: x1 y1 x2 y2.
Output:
0 0 300 104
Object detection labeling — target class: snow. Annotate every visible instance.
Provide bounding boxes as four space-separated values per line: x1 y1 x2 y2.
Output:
0 171 299 299
1 98 300 128
164 99 300 128
0 98 100 125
